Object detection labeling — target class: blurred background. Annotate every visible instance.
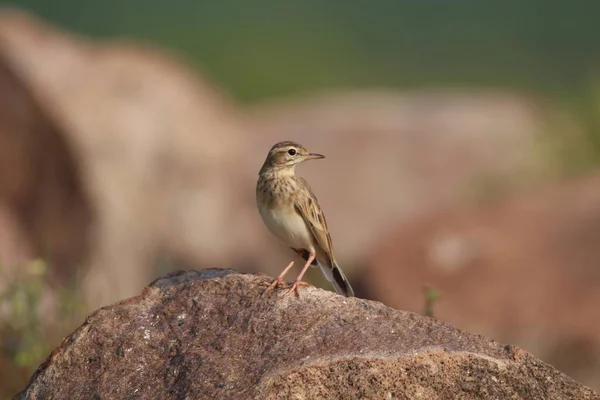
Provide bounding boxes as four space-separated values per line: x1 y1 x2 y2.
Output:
1 0 599 396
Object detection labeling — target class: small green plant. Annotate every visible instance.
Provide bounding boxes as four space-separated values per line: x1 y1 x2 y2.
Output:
0 259 87 397
0 259 51 368
422 285 441 318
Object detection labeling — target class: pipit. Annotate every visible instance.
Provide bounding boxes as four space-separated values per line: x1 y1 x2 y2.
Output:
256 141 354 297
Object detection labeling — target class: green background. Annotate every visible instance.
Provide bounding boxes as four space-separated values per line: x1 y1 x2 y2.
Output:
6 0 599 103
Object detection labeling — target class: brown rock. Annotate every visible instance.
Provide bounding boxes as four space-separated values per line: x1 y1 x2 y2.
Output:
361 171 600 391
15 269 598 399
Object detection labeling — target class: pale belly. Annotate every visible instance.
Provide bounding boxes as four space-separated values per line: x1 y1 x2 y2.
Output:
258 203 315 252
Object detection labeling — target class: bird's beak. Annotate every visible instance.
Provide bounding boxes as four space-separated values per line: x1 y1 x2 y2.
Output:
304 153 325 160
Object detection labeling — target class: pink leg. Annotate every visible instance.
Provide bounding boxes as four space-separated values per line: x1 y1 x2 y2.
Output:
264 261 295 292
284 252 315 297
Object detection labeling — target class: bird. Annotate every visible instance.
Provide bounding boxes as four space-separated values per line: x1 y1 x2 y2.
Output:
256 140 354 297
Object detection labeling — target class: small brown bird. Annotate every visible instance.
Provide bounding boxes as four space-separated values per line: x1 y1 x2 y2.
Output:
256 141 354 297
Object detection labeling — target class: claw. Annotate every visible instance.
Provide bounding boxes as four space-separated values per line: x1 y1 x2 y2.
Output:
260 261 295 294
283 280 311 298
261 277 290 292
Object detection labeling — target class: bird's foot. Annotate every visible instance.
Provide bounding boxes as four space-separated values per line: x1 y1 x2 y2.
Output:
260 261 296 294
261 277 292 293
283 280 311 298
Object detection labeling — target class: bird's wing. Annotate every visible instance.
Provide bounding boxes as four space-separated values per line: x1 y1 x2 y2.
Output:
293 177 335 265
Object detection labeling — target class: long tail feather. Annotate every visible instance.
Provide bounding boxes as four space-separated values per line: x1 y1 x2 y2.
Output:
319 261 354 297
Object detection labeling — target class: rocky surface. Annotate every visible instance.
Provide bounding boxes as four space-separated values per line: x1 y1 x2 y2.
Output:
361 171 600 391
16 269 599 399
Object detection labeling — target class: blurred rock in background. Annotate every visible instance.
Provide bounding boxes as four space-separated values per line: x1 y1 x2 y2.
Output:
0 10 264 310
0 47 92 285
0 11 560 310
360 171 600 387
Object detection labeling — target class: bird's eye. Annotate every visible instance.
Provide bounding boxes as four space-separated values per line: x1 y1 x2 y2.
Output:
287 148 297 156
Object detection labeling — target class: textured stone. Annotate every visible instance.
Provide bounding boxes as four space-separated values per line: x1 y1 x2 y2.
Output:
16 270 599 399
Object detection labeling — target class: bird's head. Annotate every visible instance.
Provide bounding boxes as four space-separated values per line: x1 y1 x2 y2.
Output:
261 141 325 172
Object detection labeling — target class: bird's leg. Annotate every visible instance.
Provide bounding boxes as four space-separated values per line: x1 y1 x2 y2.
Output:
263 261 296 292
284 252 315 297
262 249 308 293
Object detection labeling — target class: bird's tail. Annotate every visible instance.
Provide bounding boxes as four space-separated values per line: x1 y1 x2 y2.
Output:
319 260 354 297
